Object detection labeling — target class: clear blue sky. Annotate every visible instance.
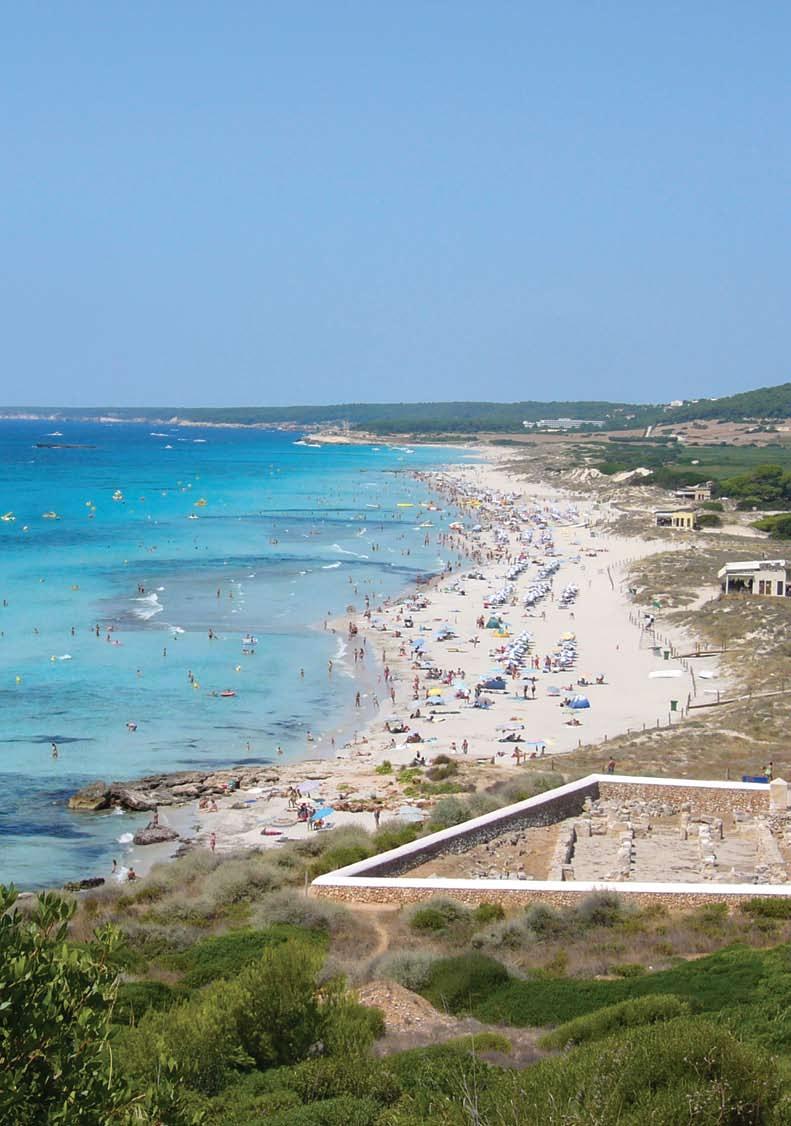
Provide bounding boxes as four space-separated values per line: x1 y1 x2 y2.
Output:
1 2 789 407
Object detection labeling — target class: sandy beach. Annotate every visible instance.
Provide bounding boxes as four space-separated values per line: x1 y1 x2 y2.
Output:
119 451 723 876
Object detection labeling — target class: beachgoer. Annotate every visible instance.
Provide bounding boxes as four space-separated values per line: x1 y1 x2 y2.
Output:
209 831 216 853
373 808 381 830
127 867 137 881
51 742 58 758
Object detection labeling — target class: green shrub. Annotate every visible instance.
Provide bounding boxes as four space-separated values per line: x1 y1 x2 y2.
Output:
408 897 470 932
539 994 691 1049
473 902 505 925
575 891 625 928
376 949 440 991
309 844 371 879
265 1095 382 1126
374 760 393 775
742 897 791 919
422 953 510 1014
271 1056 401 1106
611 962 647 978
371 823 421 852
473 919 528 950
235 942 326 1068
701 500 724 511
0 886 189 1124
122 978 248 1095
445 1031 512 1054
254 891 342 933
114 980 177 1023
482 1016 786 1125
754 513 791 539
524 903 569 939
164 925 314 987
697 512 722 528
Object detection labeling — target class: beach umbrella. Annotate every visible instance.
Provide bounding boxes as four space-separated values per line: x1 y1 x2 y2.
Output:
310 806 334 821
568 695 590 709
428 686 444 696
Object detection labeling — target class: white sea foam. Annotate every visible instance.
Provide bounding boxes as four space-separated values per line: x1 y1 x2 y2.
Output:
117 832 134 844
331 544 369 559
132 592 164 620
322 562 342 569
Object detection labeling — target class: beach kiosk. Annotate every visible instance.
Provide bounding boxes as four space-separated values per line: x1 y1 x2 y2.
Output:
718 559 790 597
654 507 697 530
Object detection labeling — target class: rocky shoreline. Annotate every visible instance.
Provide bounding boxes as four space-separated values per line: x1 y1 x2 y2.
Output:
68 764 282 814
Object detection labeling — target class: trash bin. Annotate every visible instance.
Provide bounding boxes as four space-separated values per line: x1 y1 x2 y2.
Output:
663 649 670 660
670 700 678 712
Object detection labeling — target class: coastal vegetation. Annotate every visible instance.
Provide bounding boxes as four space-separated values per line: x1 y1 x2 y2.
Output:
9 863 791 1123
10 379 791 435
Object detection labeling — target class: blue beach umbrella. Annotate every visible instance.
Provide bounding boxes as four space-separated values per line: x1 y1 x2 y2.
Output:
310 806 334 821
568 695 590 709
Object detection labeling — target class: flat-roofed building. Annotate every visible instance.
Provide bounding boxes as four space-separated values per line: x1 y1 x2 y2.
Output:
674 481 714 503
718 559 789 597
655 507 696 530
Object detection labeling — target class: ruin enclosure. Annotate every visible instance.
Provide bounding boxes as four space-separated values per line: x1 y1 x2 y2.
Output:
312 775 791 908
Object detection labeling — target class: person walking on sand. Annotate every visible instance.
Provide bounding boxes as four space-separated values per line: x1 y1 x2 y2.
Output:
209 831 216 853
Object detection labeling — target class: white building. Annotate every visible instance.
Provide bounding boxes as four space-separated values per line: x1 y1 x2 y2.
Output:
718 559 789 597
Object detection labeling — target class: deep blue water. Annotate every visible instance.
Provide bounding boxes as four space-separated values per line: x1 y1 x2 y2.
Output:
0 421 458 887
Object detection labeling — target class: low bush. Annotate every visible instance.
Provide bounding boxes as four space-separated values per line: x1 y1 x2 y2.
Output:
163 925 317 987
473 902 505 925
574 891 626 929
253 891 342 933
371 822 421 852
376 950 440 991
422 952 510 1013
742 897 791 920
269 1056 401 1106
473 919 527 950
539 993 691 1049
524 903 569 940
309 844 372 879
265 1095 382 1126
481 1016 787 1125
114 980 178 1023
610 962 647 978
408 897 471 933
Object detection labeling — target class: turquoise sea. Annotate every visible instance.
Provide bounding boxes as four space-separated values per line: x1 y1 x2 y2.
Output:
0 421 459 888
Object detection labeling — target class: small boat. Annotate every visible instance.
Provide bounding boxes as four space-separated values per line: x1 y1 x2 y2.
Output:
194 498 207 507
242 635 258 646
112 490 124 502
187 513 199 520
1 512 15 522
220 690 236 698
41 511 60 520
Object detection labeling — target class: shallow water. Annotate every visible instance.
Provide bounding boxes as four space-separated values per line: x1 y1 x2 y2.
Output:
0 421 459 887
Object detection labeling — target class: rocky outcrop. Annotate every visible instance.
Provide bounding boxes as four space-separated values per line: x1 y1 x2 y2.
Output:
133 825 180 846
108 785 158 812
68 764 281 812
68 781 111 811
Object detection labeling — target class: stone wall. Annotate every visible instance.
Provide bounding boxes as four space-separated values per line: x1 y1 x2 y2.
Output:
356 778 599 877
312 881 790 911
597 780 769 817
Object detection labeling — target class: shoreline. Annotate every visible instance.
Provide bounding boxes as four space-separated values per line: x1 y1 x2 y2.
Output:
63 450 723 888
